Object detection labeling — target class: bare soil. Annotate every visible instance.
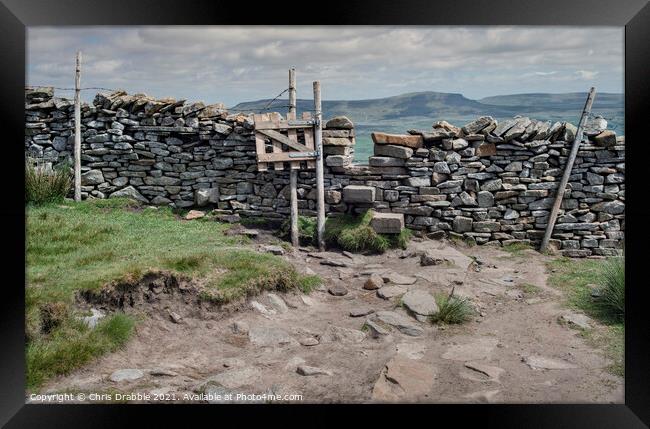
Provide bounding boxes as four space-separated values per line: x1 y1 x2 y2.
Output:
35 236 623 404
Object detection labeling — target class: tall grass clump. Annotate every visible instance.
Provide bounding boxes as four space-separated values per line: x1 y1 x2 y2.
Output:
430 288 475 324
26 158 72 205
598 257 624 320
324 210 410 253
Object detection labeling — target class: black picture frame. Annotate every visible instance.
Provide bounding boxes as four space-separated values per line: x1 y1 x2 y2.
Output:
1 0 648 427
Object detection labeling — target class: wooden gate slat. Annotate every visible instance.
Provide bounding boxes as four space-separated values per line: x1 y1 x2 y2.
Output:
302 112 316 169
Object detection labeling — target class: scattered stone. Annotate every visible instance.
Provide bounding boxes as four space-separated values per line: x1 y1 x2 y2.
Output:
297 365 332 376
327 325 366 344
109 369 145 383
523 355 578 370
364 273 384 290
299 337 320 346
248 326 298 347
464 362 505 382
262 245 285 255
364 318 391 338
377 286 407 300
350 307 375 317
420 252 448 266
560 313 592 330
383 272 417 285
250 301 276 316
207 367 261 389
328 283 349 296
371 355 436 401
184 210 205 220
373 311 424 336
320 258 348 267
167 310 183 324
109 186 148 203
401 290 438 319
267 293 289 313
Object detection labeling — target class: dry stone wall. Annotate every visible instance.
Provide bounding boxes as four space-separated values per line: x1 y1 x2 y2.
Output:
25 88 624 257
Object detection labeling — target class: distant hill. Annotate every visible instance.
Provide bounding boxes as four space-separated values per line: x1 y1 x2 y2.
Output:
479 92 624 110
232 91 624 127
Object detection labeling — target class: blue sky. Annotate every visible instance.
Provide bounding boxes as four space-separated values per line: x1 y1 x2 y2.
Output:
27 26 624 106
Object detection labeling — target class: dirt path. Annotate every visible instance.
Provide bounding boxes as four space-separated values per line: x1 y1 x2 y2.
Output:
35 238 623 404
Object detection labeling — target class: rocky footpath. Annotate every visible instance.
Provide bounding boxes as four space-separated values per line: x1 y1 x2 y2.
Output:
34 240 623 404
25 88 624 256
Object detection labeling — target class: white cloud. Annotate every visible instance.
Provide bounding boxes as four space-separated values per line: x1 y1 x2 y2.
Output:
26 26 623 105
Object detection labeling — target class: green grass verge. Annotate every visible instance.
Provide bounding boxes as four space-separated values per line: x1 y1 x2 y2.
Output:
26 198 316 390
323 210 411 253
547 256 625 376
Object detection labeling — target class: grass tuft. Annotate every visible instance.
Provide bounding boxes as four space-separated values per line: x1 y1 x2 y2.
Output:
297 274 322 294
430 289 475 324
25 159 72 205
597 257 624 321
324 211 410 253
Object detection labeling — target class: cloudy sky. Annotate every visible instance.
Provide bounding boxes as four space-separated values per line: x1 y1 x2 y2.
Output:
27 26 623 106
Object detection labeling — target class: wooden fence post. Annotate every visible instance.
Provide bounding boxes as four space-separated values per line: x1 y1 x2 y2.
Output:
313 81 325 251
288 68 299 247
539 87 596 253
74 51 82 201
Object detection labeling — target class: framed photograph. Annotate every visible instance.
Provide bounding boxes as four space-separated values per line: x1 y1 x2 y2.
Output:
2 0 648 426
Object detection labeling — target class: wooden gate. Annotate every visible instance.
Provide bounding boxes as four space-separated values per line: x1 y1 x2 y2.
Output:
253 112 318 171
251 69 325 251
